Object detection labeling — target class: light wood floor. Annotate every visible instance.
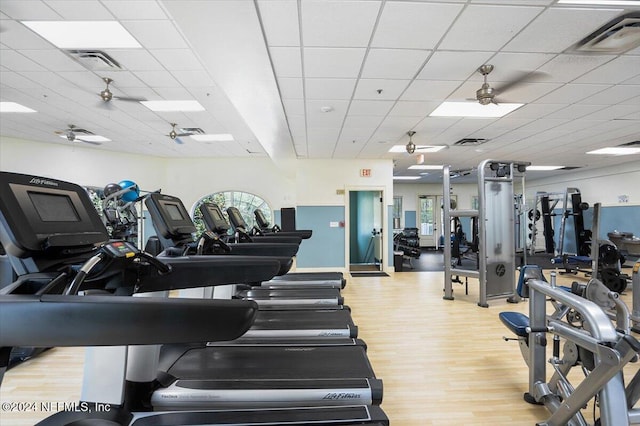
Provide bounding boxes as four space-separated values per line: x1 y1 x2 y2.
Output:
1 270 638 425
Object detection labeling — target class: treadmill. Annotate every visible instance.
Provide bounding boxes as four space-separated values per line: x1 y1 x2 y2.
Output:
0 173 388 426
146 193 344 307
223 205 347 289
0 172 382 416
145 195 358 339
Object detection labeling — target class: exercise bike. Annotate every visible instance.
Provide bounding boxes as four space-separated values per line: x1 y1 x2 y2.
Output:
500 266 640 426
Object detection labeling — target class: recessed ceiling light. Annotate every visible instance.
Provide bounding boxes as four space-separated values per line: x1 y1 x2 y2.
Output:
190 134 234 142
58 134 111 142
526 165 565 171
0 102 37 113
388 145 447 153
557 0 640 5
430 101 523 118
140 100 205 112
22 21 141 49
393 176 421 180
408 165 444 170
587 147 640 155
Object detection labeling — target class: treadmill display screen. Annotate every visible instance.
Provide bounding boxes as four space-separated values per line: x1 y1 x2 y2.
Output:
165 203 184 221
28 191 80 222
211 207 223 222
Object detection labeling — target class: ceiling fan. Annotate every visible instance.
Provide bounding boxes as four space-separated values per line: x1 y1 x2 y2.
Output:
166 123 199 144
473 64 547 105
98 77 146 107
54 124 102 145
405 131 440 154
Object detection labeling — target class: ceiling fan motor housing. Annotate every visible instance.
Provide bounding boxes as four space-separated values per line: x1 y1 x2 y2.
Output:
476 83 494 105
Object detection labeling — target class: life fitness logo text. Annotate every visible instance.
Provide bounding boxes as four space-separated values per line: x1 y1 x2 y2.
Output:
29 177 58 187
323 393 361 400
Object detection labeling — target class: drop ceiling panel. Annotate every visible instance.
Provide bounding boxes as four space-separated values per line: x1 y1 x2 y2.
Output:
0 20 56 49
134 70 180 87
353 79 410 100
122 21 189 49
342 115 384 131
171 70 216 88
578 85 640 105
45 1 114 20
18 49 84 72
102 1 168 20
401 80 461 101
467 52 556 82
543 104 607 120
307 127 341 146
371 2 463 49
300 0 380 47
1 50 47 71
306 100 349 127
417 51 493 80
0 1 59 20
503 7 623 53
361 49 429 79
153 87 194 100
506 103 565 119
94 49 163 71
148 49 203 71
269 47 303 78
535 84 611 104
277 78 304 99
388 101 440 117
303 48 366 78
257 0 300 47
305 78 357 100
348 100 394 116
282 98 305 116
574 56 640 85
536 54 615 84
338 127 376 144
439 5 543 51
581 104 640 121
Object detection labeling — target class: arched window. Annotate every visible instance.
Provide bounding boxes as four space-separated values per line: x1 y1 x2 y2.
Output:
192 191 272 235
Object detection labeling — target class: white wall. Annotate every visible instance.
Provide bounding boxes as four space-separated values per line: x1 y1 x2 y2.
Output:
1 136 394 210
0 136 165 191
296 159 394 206
525 161 640 207
394 182 477 213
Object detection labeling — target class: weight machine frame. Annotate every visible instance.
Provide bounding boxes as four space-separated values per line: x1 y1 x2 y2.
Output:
443 159 529 307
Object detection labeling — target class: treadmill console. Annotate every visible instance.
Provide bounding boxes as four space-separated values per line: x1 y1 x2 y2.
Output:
0 172 109 259
226 206 249 231
145 193 197 242
199 203 231 235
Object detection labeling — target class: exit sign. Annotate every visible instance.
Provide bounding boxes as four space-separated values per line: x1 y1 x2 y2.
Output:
360 168 371 177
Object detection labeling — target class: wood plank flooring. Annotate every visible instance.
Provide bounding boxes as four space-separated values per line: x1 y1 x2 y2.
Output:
0 270 637 425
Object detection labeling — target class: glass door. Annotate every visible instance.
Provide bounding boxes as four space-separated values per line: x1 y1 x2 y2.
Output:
418 195 436 248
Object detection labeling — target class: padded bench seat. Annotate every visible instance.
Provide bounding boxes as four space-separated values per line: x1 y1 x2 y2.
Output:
499 312 530 338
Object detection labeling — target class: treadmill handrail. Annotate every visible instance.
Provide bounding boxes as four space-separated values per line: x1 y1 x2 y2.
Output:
0 295 258 347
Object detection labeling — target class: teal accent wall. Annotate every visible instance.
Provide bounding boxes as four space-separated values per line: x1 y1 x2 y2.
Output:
548 205 640 254
405 210 417 228
296 206 345 268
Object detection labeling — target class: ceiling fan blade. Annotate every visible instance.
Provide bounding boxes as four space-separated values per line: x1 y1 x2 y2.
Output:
113 95 147 102
492 70 550 95
176 132 191 137
174 137 185 145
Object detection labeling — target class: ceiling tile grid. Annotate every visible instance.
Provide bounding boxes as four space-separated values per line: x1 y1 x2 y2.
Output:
0 0 639 182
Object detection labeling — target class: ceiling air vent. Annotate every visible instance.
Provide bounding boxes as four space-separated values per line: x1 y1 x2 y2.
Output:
65 50 122 71
453 138 487 146
570 12 640 54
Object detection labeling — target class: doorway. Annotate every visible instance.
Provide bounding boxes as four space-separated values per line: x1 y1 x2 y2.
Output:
418 194 456 250
348 190 384 272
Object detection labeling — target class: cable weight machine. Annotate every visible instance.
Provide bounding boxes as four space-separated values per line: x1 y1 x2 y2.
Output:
443 159 529 307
